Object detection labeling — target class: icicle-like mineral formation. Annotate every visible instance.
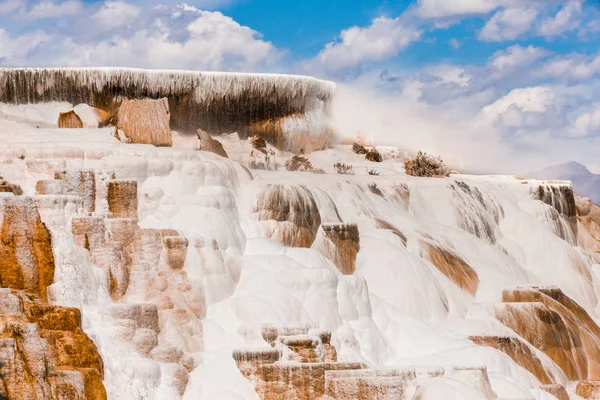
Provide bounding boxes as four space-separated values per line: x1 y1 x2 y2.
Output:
0 68 335 151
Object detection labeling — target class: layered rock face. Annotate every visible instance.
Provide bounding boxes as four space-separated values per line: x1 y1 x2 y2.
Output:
234 324 497 400
0 197 55 301
317 224 360 275
255 184 322 248
0 196 106 399
4 77 600 400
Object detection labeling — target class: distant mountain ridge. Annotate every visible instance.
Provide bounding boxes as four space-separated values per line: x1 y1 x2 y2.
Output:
529 161 600 205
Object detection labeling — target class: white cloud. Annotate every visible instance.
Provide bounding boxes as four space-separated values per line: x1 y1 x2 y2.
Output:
92 1 141 30
478 7 537 41
573 107 600 137
488 45 549 74
315 16 422 71
481 86 556 121
54 9 281 71
449 39 462 49
538 53 600 81
416 0 518 18
26 1 83 20
537 1 582 36
0 3 281 71
0 29 53 65
0 0 22 15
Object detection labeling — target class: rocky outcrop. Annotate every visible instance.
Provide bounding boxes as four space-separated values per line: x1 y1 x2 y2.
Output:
0 175 22 195
0 68 335 138
116 98 172 147
255 185 321 248
67 178 204 397
488 286 600 381
195 129 228 158
73 104 112 128
107 180 138 219
577 380 600 399
0 197 55 301
58 110 83 129
317 224 360 275
245 111 334 154
576 196 600 251
540 384 570 400
236 323 497 400
0 283 106 400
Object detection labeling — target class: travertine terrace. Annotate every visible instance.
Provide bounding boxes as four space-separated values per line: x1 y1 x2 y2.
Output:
1 68 600 400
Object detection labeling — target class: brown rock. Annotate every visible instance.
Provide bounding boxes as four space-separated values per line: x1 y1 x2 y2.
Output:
92 108 113 128
23 300 82 332
492 301 588 380
196 129 228 158
502 286 600 380
58 110 84 129
255 185 321 248
319 224 360 275
40 330 104 374
540 383 570 400
577 380 600 399
107 180 138 218
163 236 189 270
0 197 55 300
280 335 323 363
116 98 172 147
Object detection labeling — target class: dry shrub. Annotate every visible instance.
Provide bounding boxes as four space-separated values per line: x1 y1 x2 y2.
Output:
405 151 450 177
368 169 379 176
286 156 313 172
365 149 382 163
352 143 367 154
334 163 354 175
58 110 83 128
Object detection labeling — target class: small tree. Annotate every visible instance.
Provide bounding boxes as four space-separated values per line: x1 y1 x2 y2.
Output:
404 151 451 177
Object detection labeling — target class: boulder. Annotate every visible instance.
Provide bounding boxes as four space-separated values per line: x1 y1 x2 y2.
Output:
58 110 83 129
116 98 172 147
195 129 228 158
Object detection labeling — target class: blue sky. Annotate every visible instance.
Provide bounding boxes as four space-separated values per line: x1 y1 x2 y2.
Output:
1 0 600 173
